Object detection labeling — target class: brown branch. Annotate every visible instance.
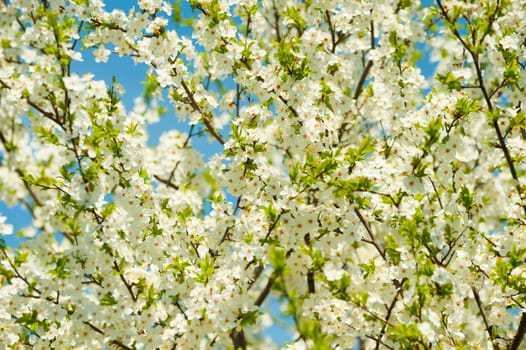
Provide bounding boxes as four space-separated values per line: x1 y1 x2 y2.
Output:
247 264 264 291
83 321 133 350
0 79 62 127
511 313 526 350
375 278 407 350
83 321 105 335
366 334 395 350
154 174 179 190
306 271 315 294
112 261 137 302
263 209 284 242
154 123 196 189
428 177 443 209
255 276 274 307
354 60 373 101
338 20 374 142
304 233 315 294
354 208 386 260
218 196 243 245
272 0 281 42
353 19 375 100
230 329 247 350
472 287 500 350
0 129 8 147
179 79 226 145
2 249 42 294
325 10 336 54
278 95 300 119
202 116 226 145
14 168 43 207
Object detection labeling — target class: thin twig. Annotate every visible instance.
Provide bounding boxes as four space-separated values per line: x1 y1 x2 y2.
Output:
472 287 500 350
354 208 386 260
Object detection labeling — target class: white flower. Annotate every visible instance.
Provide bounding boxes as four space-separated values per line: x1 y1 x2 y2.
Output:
431 267 453 284
417 322 436 342
403 175 426 194
63 75 85 92
323 262 344 281
0 214 13 235
500 34 519 50
93 45 111 63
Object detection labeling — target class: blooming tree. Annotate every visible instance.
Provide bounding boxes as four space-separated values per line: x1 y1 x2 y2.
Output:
0 0 525 349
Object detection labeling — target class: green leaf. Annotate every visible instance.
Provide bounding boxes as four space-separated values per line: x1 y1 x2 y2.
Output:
282 6 306 33
101 202 116 218
149 220 163 237
388 322 422 343
143 284 159 309
100 292 118 306
15 310 39 333
454 97 480 116
422 117 442 152
49 256 70 278
359 259 375 279
275 40 311 80
195 254 215 283
141 74 160 105
389 31 409 63
14 251 29 267
240 309 260 326
177 206 194 223
436 281 453 297
419 259 434 277
35 126 60 145
436 71 462 90
458 185 474 210
269 246 287 276
309 248 325 270
385 234 401 265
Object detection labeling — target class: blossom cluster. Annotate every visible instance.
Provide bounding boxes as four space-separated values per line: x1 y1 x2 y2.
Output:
0 0 525 349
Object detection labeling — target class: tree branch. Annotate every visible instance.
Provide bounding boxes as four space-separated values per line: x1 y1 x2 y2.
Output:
304 233 315 294
472 286 500 350
230 328 247 350
83 321 133 350
354 208 386 260
255 276 274 307
353 20 375 100
511 312 526 350
179 78 226 145
375 278 407 350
